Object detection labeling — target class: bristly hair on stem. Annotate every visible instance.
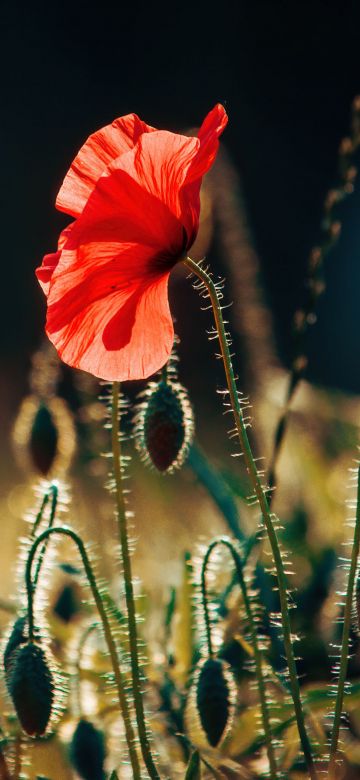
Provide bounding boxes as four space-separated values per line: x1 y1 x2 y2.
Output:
199 536 278 779
268 95 360 497
328 462 360 776
184 256 317 779
111 382 162 780
24 525 141 779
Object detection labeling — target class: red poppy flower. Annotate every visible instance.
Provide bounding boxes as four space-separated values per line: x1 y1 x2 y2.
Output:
36 105 228 381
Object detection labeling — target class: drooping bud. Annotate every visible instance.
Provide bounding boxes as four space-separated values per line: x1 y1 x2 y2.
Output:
29 401 58 475
7 641 54 736
195 657 235 747
3 616 28 679
70 718 106 780
134 380 194 473
12 395 76 477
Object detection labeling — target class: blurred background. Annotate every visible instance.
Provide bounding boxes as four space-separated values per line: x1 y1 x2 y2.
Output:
1 1 360 581
2 1 360 776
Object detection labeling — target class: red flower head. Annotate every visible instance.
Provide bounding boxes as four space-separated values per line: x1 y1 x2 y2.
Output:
36 105 228 381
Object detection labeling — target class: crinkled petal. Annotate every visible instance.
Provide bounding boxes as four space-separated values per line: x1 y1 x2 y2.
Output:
56 114 156 218
179 104 228 244
39 105 228 382
46 242 173 380
36 223 74 294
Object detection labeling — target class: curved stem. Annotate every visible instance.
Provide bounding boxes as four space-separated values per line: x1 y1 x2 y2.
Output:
31 482 59 587
25 526 141 780
112 383 161 780
74 622 99 717
201 536 278 780
184 257 316 779
328 465 360 775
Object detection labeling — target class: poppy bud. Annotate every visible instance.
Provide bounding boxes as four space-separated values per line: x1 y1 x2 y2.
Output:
195 657 235 747
134 380 194 473
7 641 54 736
3 616 28 679
29 401 58 475
70 718 106 780
12 395 76 477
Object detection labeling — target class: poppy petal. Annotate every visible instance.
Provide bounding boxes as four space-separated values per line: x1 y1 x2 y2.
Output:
179 104 228 244
36 223 74 294
111 130 202 248
46 243 173 381
56 114 156 218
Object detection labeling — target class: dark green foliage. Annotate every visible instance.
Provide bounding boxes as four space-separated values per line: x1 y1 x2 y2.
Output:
185 750 201 779
7 642 54 736
196 658 231 747
58 562 81 575
70 718 106 780
29 402 58 475
3 616 28 679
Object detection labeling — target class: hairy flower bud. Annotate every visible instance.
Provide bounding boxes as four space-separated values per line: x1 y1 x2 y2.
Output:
70 718 106 780
134 379 194 473
195 657 235 747
3 616 28 679
7 641 54 736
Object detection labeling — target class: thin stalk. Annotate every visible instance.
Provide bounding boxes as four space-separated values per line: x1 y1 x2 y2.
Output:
201 536 278 779
75 622 99 717
184 256 316 779
328 464 360 775
111 383 161 780
12 733 22 780
25 526 141 780
31 482 59 587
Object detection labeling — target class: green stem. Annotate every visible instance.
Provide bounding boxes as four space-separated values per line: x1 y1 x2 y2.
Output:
31 482 59 587
75 622 99 717
201 536 278 780
328 465 360 774
25 526 141 780
112 383 161 780
184 257 316 779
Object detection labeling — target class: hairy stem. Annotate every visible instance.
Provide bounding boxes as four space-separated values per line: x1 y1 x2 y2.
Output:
184 256 316 779
31 482 59 587
25 526 141 780
112 383 161 780
328 465 360 775
201 536 278 779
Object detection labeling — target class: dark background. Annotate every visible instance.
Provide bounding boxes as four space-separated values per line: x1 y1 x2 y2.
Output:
2 0 360 411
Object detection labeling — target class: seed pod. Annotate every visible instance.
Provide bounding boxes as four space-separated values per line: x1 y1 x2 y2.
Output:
3 616 28 679
134 380 194 473
7 641 54 736
70 719 106 780
195 657 235 747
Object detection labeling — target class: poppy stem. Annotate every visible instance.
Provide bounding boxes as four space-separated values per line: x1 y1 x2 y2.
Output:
30 481 59 588
184 256 317 780
200 536 278 780
328 464 360 775
25 526 141 780
112 383 161 780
